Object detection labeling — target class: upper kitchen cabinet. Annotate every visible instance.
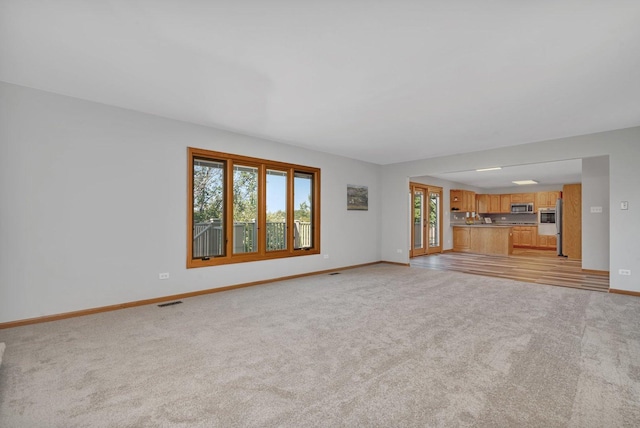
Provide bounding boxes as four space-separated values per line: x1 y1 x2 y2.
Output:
511 193 535 205
476 191 565 214
476 194 488 213
536 191 562 208
488 194 501 213
463 191 476 212
451 189 476 212
500 195 511 213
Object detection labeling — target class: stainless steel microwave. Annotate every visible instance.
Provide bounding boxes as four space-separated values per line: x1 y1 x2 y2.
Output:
511 203 534 213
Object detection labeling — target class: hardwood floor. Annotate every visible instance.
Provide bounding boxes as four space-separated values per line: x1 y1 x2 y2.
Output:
411 249 610 292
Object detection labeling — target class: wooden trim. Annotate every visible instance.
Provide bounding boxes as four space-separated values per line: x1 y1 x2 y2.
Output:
187 147 321 269
582 269 609 276
609 288 640 297
381 261 410 267
0 261 383 330
409 182 443 257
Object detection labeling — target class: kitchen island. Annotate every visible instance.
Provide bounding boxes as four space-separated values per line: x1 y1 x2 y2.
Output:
452 225 513 256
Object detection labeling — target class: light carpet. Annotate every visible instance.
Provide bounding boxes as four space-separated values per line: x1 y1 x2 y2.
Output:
1 264 639 427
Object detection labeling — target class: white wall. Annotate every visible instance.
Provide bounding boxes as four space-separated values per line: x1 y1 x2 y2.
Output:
0 82 382 323
582 156 609 271
381 128 640 292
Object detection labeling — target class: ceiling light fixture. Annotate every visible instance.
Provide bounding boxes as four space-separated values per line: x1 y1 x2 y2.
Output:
476 167 502 172
512 180 538 185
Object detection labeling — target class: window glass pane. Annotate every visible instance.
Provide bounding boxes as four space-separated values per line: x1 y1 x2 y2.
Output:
266 169 288 251
414 191 423 250
294 172 313 249
429 192 440 247
193 159 225 258
233 165 258 254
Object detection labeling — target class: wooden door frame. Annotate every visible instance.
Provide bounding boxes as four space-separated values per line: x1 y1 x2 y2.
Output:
410 183 443 258
410 184 428 257
426 187 443 254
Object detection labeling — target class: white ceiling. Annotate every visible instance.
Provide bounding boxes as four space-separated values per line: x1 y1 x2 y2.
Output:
428 159 582 190
1 1 639 165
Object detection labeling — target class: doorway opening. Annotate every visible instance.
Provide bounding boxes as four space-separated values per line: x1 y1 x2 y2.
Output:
410 183 443 257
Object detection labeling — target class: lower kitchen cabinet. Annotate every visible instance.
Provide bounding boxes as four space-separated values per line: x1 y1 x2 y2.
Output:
453 227 471 250
453 226 513 255
513 226 537 248
537 234 557 250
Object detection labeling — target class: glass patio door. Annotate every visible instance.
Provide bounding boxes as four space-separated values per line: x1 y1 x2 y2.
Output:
411 187 427 257
428 190 442 253
410 183 443 257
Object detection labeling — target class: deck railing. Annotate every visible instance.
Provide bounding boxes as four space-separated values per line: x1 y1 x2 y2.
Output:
194 220 311 258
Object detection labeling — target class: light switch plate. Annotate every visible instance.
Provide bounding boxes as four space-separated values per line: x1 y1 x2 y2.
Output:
590 206 603 213
621 201 629 210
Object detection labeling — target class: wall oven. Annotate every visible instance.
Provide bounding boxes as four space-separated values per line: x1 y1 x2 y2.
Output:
539 208 556 224
538 208 556 236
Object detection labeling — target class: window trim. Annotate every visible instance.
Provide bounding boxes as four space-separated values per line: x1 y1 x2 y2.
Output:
187 147 321 268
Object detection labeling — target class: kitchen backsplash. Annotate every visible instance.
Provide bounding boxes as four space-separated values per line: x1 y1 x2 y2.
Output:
451 212 537 225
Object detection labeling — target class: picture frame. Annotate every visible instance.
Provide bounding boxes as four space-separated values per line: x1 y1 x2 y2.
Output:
347 185 368 211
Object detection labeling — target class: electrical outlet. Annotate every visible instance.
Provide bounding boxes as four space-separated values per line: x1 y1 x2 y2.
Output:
323 254 329 259
159 272 170 280
590 206 603 213
397 249 403 253
618 269 631 276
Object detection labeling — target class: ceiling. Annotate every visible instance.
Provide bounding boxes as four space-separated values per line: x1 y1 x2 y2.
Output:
427 159 582 190
1 1 639 165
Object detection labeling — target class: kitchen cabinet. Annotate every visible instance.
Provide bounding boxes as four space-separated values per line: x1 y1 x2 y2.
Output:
536 191 561 208
513 226 537 248
563 184 581 259
500 195 511 213
453 226 471 250
488 195 501 213
479 192 537 214
451 189 476 212
464 191 476 212
453 226 513 255
537 235 557 249
511 193 535 204
511 193 536 211
476 194 488 213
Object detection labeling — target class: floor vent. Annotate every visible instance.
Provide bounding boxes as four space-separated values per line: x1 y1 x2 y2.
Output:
158 301 183 307
329 272 341 276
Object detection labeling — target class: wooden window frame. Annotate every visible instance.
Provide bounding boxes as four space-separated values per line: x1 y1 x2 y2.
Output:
187 147 321 268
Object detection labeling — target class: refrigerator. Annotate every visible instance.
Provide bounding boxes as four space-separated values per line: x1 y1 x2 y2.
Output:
556 198 564 256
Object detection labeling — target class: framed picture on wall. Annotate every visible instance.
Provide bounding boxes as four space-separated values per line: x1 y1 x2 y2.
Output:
347 185 368 211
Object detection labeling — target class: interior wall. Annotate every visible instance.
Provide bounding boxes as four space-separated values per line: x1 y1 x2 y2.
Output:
381 128 640 292
582 156 609 271
0 82 382 323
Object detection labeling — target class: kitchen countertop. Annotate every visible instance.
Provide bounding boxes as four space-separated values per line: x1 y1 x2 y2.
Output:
452 224 513 228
